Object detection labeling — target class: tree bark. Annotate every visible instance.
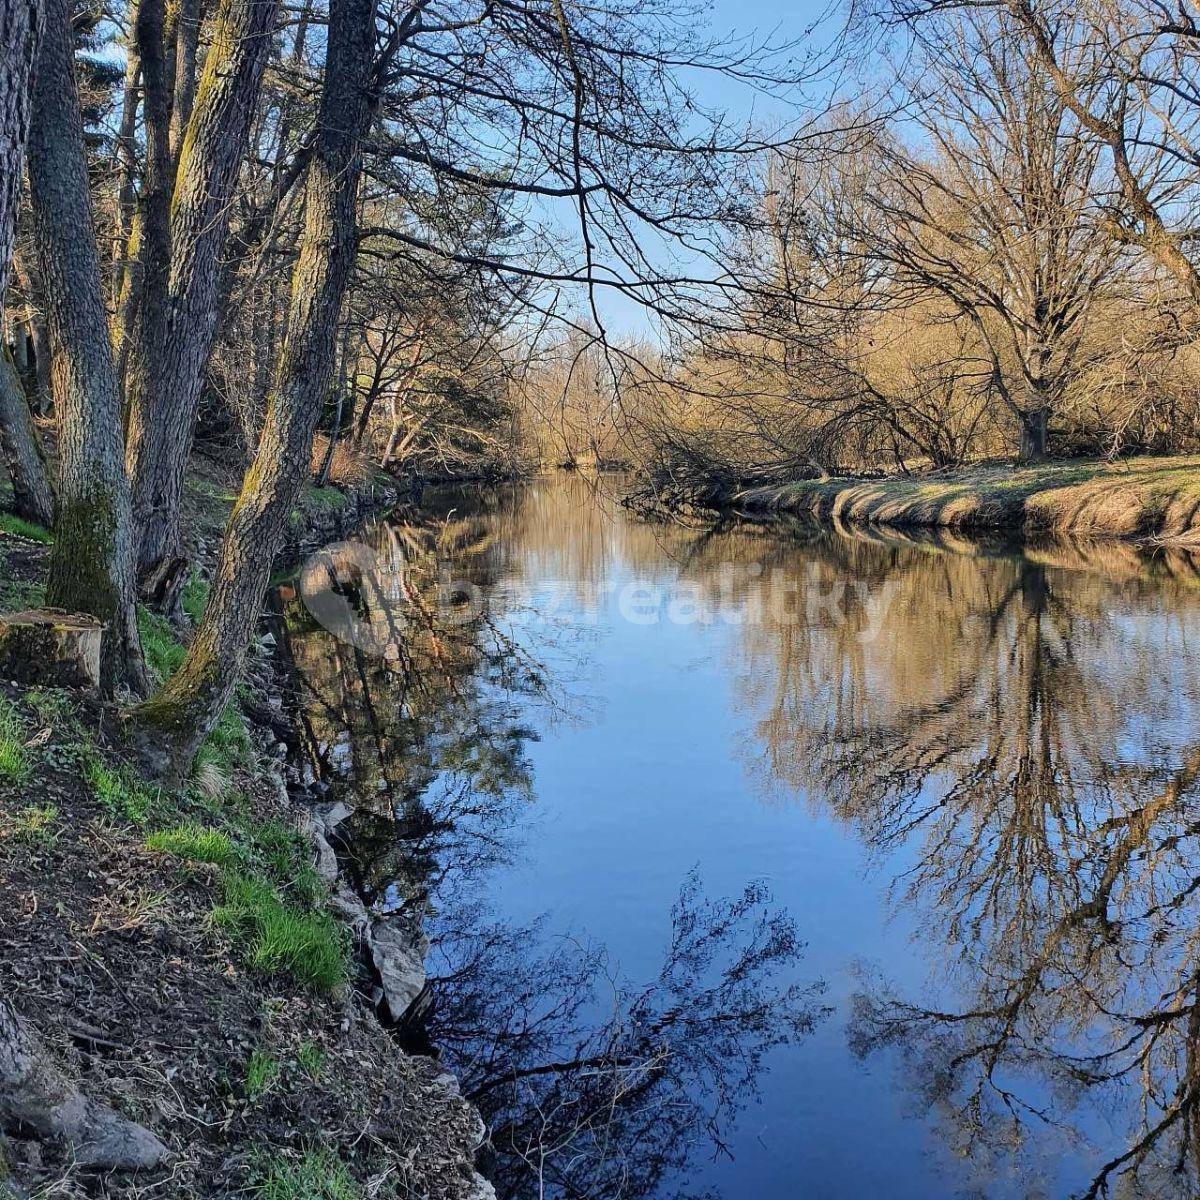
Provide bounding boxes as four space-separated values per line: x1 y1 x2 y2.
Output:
0 609 102 688
0 348 54 527
168 0 200 159
8 311 28 373
1019 407 1048 463
28 0 147 695
111 9 142 385
0 998 166 1171
0 0 52 529
124 0 281 592
134 0 379 776
12 250 53 414
0 0 41 299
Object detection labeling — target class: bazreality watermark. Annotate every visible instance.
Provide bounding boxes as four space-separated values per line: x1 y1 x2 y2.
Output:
297 538 903 655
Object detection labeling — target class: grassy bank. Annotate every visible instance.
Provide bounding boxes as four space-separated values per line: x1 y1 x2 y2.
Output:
0 463 485 1200
734 455 1200 541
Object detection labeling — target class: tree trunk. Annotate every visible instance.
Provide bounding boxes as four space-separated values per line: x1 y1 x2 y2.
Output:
28 306 51 413
0 998 166 1171
133 0 378 777
111 13 142 385
9 312 29 373
168 0 199 159
0 0 41 300
12 250 54 414
0 348 54 527
0 0 52 529
124 0 281 592
27 0 147 695
120 0 172 483
1019 407 1048 463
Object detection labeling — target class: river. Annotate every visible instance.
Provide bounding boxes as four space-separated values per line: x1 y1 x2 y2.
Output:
277 472 1200 1200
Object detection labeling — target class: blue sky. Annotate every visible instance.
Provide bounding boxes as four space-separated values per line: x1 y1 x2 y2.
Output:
557 0 852 340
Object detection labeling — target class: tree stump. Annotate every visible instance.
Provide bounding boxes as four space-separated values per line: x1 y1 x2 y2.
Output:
0 609 103 689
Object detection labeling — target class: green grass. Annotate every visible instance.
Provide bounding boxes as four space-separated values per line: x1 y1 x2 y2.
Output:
86 754 160 825
0 701 29 784
296 1041 326 1081
0 513 52 544
138 607 187 682
251 1148 360 1200
6 804 60 849
245 1049 281 1101
0 571 45 612
145 824 240 868
143 806 340 992
182 572 210 624
290 486 348 527
198 700 251 773
213 872 346 993
236 816 323 906
303 486 347 513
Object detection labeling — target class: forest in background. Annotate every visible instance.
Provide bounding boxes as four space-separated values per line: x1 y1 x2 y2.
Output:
6 0 1200 767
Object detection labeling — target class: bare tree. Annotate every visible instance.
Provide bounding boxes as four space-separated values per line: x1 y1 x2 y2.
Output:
133 0 380 772
27 0 147 693
0 0 52 527
122 0 283 605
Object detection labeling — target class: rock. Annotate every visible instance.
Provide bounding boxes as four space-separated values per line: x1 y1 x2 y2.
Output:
295 810 340 884
367 912 429 1022
0 610 103 689
466 1173 497 1200
0 1000 167 1173
328 884 369 935
319 801 353 831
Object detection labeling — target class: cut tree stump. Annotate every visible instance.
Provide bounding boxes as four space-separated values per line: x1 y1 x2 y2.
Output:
0 609 103 689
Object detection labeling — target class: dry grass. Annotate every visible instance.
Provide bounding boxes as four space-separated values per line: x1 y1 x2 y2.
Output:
735 455 1200 542
310 436 371 487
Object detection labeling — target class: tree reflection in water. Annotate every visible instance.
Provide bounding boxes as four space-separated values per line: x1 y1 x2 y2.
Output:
429 877 826 1200
725 523 1200 1198
278 485 827 1200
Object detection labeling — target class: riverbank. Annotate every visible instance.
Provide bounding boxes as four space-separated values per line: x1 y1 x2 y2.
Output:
733 455 1200 542
0 464 491 1199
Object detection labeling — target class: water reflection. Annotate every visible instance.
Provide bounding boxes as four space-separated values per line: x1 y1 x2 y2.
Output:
429 877 825 1200
278 479 827 1199
280 474 1200 1199
724 526 1200 1199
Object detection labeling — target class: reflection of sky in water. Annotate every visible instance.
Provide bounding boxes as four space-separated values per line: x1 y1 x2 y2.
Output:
479 486 1200 1197
301 477 1200 1199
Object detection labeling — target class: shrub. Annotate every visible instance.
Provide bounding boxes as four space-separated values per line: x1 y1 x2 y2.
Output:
310 435 370 487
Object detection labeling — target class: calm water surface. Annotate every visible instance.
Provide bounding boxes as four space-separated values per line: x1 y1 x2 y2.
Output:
281 474 1200 1200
